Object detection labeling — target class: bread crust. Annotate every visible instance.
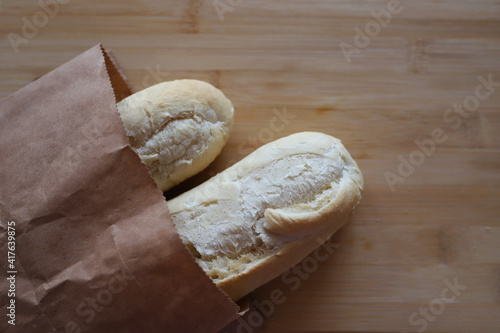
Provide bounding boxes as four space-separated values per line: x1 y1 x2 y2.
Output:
168 132 363 301
117 79 234 191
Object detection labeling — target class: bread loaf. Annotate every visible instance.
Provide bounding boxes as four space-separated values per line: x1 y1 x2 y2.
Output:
117 80 234 191
168 132 363 301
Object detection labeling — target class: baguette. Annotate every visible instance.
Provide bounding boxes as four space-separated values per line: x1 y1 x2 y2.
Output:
168 132 363 301
117 79 234 191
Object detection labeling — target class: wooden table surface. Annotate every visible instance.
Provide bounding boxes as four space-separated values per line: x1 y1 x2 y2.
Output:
1 0 500 332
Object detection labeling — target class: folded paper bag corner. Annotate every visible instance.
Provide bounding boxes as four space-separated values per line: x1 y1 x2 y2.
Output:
0 44 240 333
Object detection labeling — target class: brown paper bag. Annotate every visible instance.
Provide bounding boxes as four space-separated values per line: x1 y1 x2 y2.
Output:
0 44 240 333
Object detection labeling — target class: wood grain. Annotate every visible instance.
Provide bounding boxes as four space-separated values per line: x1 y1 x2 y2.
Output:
1 0 499 332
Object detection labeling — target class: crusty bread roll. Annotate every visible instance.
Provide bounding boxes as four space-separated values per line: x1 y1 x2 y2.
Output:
168 132 363 301
117 80 234 192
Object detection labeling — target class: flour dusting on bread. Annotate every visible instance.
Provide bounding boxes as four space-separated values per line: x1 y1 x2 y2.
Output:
168 132 363 300
117 80 234 191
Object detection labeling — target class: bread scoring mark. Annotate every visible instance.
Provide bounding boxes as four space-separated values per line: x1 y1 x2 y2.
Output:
158 121 223 167
129 109 195 153
183 0 202 34
148 110 196 143
128 103 223 189
174 153 345 263
240 153 344 204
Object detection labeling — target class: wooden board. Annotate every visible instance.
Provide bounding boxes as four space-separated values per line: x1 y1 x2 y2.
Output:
1 0 499 332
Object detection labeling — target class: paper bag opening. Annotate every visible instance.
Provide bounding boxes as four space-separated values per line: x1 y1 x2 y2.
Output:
0 44 240 333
